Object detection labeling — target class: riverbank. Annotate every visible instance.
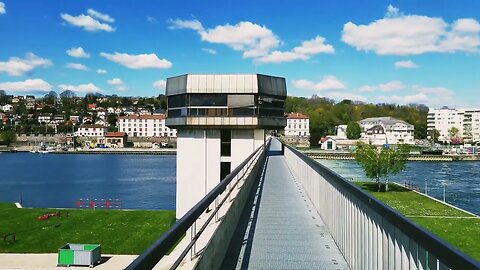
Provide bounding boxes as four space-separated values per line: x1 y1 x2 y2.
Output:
0 203 175 254
356 182 480 261
1 146 177 155
304 150 480 161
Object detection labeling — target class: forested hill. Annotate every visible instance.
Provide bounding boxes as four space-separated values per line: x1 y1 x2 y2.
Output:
285 96 429 146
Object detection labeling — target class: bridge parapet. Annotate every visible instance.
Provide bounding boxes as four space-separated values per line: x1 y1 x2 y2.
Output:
126 139 269 270
284 143 480 270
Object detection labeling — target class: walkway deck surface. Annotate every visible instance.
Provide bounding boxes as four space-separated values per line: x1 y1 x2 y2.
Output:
222 139 350 270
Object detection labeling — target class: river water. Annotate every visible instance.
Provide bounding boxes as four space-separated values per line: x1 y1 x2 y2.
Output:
1 153 479 215
317 159 480 215
0 153 176 210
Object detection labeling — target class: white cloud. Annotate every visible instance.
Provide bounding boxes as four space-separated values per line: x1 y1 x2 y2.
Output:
152 80 167 90
325 91 367 102
394 60 418 69
87 9 114 23
0 53 52 76
107 78 128 92
385 4 401 18
100 52 172 69
107 78 123 86
292 76 347 92
58 83 102 93
0 79 52 92
0 2 5 15
168 19 204 31
66 47 90 58
66 62 89 71
96 69 107 74
61 12 115 32
342 5 480 55
202 48 217 55
376 85 456 106
256 36 334 63
359 81 406 92
169 19 280 59
147 16 158 24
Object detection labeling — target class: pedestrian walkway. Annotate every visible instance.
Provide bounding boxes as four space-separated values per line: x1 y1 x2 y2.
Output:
222 139 350 269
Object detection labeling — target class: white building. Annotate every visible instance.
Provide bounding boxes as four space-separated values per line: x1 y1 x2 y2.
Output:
1 104 13 112
336 125 348 140
428 108 480 143
284 112 310 146
118 114 177 137
75 124 107 137
360 117 415 145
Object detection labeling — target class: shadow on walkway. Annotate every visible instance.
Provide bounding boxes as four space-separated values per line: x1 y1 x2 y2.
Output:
220 153 271 269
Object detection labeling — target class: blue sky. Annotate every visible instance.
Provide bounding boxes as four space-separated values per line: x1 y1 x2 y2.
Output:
0 0 479 108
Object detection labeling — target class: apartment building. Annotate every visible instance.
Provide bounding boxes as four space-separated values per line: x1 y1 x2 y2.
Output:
427 108 480 143
118 114 177 137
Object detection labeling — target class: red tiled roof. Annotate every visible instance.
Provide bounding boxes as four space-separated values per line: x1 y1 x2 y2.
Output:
287 112 309 119
105 132 126 137
319 137 335 143
118 114 166 120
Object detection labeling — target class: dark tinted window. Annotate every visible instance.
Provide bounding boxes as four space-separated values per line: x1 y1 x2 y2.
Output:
189 94 227 106
168 94 187 108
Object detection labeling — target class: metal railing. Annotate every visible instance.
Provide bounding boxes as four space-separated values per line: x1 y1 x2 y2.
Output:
126 139 269 270
283 143 480 270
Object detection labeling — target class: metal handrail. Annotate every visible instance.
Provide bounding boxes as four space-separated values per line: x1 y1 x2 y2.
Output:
126 139 269 270
283 143 480 269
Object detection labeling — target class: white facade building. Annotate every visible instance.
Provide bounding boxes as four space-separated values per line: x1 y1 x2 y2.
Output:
118 114 177 137
75 124 107 137
359 117 415 145
284 112 310 146
1 104 13 112
428 108 480 143
285 113 310 137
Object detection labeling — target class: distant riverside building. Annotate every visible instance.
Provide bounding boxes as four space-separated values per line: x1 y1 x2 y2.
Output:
428 108 480 143
75 124 107 137
360 117 415 145
118 114 177 138
284 112 310 147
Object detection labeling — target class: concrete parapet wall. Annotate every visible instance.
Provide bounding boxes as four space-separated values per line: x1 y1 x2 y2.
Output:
193 150 264 270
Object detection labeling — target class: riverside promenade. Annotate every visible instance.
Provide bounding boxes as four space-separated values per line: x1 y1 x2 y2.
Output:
222 139 349 269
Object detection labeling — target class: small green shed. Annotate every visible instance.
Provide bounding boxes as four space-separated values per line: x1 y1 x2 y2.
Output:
58 243 101 267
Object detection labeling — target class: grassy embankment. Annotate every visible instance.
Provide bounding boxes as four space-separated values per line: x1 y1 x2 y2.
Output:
355 182 480 261
0 203 175 254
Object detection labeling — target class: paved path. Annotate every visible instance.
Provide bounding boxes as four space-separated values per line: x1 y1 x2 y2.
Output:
0 253 137 269
222 139 350 270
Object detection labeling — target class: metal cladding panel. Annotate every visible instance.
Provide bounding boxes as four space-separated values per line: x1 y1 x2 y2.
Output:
245 74 257 93
257 74 287 96
206 75 215 93
166 75 187 96
229 74 237 93
198 75 207 92
188 75 199 93
214 75 223 93
236 75 245 93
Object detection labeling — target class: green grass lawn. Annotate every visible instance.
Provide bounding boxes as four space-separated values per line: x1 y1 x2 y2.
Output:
0 203 175 254
355 182 480 261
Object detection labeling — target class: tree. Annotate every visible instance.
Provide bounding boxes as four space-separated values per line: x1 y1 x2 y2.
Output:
346 121 361 139
0 130 17 146
448 127 462 144
354 142 410 192
59 90 77 99
107 113 118 126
